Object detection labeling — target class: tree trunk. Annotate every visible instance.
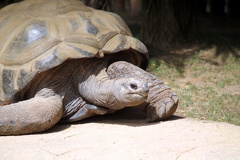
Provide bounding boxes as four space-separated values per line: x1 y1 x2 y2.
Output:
141 0 195 52
82 0 112 11
130 0 142 17
113 0 125 12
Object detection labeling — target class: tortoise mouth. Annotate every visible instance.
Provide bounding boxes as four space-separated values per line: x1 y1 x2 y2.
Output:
128 93 148 98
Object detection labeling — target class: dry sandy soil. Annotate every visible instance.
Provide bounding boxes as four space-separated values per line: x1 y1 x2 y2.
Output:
0 108 240 160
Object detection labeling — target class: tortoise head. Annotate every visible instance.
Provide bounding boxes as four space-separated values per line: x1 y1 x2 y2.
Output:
112 78 149 108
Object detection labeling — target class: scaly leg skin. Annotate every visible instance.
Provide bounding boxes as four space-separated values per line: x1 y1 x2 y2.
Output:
61 98 109 123
61 90 109 123
0 88 63 135
107 61 179 122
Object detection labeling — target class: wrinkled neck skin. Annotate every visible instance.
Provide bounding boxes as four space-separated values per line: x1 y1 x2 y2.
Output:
76 69 114 108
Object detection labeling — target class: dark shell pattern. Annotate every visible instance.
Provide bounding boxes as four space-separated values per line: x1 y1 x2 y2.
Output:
0 0 148 104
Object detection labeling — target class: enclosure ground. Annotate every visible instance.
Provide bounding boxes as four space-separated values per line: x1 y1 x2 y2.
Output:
0 108 240 160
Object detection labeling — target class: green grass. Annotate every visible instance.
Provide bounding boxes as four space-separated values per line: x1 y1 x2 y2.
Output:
148 49 240 125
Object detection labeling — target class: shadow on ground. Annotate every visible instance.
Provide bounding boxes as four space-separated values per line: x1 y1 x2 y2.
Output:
47 108 183 134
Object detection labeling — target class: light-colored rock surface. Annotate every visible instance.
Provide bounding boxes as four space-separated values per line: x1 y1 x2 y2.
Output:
0 108 240 160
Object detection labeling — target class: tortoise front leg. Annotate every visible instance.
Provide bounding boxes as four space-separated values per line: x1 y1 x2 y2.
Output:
107 61 178 122
0 88 63 135
60 89 109 123
61 98 109 122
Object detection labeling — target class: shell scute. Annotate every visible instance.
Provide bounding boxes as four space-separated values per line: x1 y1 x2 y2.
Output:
0 19 61 66
7 20 48 56
2 69 17 101
85 20 99 35
34 49 63 71
17 69 37 91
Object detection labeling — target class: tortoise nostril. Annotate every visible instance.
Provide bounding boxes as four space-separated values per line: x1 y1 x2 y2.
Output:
130 83 138 90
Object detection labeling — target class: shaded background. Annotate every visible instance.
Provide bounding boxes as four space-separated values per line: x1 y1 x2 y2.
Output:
82 0 240 58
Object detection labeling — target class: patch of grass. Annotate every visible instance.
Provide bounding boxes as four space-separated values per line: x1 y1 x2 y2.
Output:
147 58 184 87
181 85 239 125
148 50 240 126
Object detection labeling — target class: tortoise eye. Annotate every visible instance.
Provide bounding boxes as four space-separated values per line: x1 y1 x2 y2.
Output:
130 83 138 90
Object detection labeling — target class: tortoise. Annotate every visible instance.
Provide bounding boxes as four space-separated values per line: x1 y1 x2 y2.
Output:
0 0 178 135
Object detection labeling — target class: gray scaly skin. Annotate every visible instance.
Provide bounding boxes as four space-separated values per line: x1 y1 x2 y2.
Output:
107 61 178 122
0 59 148 135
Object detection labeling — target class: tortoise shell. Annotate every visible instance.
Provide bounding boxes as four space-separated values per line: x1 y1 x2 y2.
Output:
0 0 148 104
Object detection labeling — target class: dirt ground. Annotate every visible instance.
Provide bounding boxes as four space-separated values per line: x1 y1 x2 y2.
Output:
0 108 240 160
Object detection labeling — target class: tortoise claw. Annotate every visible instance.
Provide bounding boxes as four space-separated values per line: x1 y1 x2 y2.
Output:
146 91 179 122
